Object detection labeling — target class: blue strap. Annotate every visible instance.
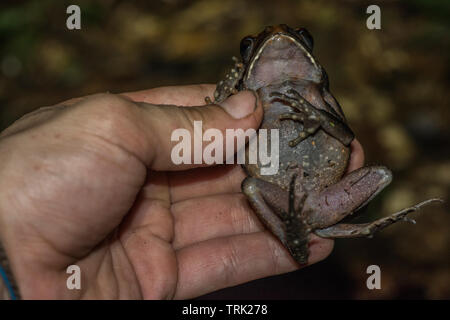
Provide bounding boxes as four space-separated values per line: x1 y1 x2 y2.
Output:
0 263 17 300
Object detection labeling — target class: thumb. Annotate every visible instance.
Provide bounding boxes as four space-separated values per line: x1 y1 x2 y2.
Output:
137 90 263 171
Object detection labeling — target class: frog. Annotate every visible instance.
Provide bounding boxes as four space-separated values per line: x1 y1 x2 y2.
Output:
206 24 441 265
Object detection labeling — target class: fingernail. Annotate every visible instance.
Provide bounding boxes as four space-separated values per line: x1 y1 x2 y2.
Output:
220 91 257 119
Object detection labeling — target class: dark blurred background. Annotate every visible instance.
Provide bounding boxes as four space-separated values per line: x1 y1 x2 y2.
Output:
0 0 449 299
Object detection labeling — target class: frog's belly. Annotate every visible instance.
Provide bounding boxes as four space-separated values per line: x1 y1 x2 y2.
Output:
244 110 350 192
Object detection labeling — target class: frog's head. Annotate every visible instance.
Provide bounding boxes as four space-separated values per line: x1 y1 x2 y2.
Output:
241 24 323 90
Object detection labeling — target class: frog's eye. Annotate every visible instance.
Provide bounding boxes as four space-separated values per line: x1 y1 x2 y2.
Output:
295 28 314 51
240 36 254 63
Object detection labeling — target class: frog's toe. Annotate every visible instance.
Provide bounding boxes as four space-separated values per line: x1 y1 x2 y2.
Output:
279 112 321 147
268 91 284 99
279 112 303 120
286 88 302 98
205 96 213 104
288 134 308 147
269 91 296 104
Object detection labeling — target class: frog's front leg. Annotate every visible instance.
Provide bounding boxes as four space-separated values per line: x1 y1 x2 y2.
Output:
270 89 354 146
205 57 245 104
242 176 311 264
278 112 321 147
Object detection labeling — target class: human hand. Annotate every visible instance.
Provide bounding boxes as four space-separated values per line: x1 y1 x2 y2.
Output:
0 84 364 299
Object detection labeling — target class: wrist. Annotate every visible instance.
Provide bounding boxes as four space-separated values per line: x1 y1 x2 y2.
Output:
0 275 8 299
0 141 20 299
0 240 20 299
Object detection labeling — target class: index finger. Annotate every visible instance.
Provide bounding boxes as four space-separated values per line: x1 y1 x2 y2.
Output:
56 84 216 109
120 84 216 106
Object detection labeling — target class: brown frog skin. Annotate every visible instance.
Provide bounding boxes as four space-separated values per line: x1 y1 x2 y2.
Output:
207 24 441 265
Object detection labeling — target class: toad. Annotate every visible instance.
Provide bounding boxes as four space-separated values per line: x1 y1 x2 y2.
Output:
207 25 441 264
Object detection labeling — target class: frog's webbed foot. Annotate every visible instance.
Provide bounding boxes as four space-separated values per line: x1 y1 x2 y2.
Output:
205 56 244 104
270 89 354 146
314 198 443 238
270 91 322 147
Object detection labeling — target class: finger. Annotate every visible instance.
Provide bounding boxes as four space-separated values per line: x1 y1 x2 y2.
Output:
135 90 263 170
172 193 264 249
59 90 262 172
118 171 178 299
54 84 216 108
14 84 216 136
169 164 246 203
0 104 70 138
120 171 173 241
174 232 333 299
121 84 216 106
119 226 178 299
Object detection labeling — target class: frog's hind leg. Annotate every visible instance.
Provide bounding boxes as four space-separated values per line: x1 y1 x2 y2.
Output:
314 199 443 238
280 174 310 264
303 166 394 229
301 165 443 238
242 176 310 264
242 177 288 245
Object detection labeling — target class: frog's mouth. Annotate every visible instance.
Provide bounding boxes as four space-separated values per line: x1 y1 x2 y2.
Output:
244 33 322 90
